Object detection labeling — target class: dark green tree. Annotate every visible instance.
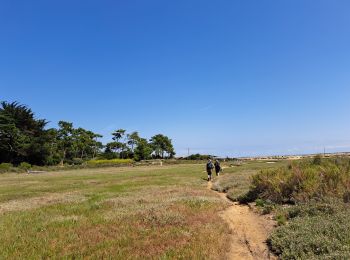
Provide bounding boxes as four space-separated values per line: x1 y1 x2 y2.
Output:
111 129 127 158
56 121 74 165
127 131 140 152
134 138 153 161
149 134 175 159
58 124 103 163
44 128 60 165
0 101 50 165
112 129 126 142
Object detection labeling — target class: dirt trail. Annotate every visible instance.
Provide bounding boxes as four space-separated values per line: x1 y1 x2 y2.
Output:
207 182 276 260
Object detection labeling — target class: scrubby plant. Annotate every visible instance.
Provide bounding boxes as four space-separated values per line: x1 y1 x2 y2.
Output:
0 162 13 170
275 214 287 226
269 199 350 259
72 158 84 165
0 162 15 173
313 154 322 165
254 199 275 214
255 198 265 207
19 162 31 171
242 157 350 204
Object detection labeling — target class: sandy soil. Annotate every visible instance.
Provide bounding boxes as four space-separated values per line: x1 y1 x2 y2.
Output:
208 182 277 260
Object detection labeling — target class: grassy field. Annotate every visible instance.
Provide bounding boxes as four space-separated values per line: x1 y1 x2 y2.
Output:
4 159 341 259
0 164 231 259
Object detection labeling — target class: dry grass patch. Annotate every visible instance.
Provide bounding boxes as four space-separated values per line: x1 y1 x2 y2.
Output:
0 192 85 214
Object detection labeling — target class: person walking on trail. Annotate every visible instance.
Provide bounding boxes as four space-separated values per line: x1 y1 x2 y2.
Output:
206 159 214 181
214 159 221 176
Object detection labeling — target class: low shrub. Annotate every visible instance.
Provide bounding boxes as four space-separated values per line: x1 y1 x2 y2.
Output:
0 163 13 171
254 199 275 215
269 199 350 259
275 214 287 226
0 163 24 173
236 189 259 204
255 198 265 207
262 204 274 215
19 162 32 171
242 157 350 204
72 158 84 165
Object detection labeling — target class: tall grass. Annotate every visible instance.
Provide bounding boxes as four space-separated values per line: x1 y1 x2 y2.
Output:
241 157 350 204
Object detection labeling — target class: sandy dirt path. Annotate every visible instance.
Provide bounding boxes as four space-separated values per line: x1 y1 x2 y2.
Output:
208 182 277 260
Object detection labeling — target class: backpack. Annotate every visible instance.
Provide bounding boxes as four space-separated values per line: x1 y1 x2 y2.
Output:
207 162 214 170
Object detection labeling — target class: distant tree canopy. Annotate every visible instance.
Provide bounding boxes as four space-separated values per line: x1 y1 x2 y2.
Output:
133 138 153 161
184 154 212 160
105 132 175 161
0 101 175 165
149 134 175 159
0 101 50 165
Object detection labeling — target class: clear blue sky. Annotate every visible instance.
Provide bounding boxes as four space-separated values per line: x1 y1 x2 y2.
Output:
1 1 350 157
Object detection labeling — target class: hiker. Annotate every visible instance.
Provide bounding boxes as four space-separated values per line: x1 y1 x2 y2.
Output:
214 159 221 176
206 159 214 181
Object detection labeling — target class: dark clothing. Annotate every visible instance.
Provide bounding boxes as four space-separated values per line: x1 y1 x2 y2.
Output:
206 161 214 171
214 161 221 173
206 161 214 181
214 161 221 176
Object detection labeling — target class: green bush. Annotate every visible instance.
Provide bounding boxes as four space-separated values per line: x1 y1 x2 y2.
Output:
275 214 287 226
243 158 350 204
313 154 322 165
72 158 84 165
232 157 350 258
269 199 350 259
0 163 13 171
255 198 265 207
262 204 274 215
236 189 259 204
19 162 32 170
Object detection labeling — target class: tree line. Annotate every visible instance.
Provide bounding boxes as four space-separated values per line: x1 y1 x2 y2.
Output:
0 101 175 166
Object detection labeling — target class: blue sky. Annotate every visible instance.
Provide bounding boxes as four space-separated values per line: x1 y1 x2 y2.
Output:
1 1 350 157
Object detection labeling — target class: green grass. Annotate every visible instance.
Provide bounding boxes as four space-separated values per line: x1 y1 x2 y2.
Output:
87 158 134 166
7 158 348 259
0 164 230 259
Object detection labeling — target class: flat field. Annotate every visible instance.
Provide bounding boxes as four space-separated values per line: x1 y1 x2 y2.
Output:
0 161 290 259
0 164 232 259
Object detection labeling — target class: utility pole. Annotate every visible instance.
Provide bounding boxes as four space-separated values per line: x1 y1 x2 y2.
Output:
324 147 326 157
187 148 190 156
